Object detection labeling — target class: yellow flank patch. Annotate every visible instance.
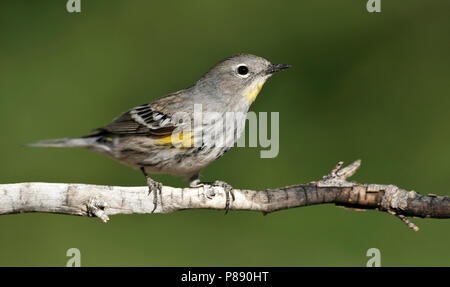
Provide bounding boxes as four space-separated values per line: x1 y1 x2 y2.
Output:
156 131 193 148
247 82 264 103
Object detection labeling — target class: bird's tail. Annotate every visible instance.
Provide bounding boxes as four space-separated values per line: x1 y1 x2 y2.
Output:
27 137 98 148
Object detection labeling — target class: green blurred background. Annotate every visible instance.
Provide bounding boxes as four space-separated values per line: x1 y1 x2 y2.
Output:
0 0 449 266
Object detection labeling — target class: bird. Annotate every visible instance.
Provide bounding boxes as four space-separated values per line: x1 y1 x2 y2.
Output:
29 53 290 213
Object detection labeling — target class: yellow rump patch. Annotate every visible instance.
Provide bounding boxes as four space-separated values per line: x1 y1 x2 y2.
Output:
156 131 193 148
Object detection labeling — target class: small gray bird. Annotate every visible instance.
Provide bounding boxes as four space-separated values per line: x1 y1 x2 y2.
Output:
29 54 290 212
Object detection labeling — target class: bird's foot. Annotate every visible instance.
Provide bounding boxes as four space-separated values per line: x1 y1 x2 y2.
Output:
189 177 234 213
189 179 215 200
147 178 162 213
212 180 235 214
141 167 162 213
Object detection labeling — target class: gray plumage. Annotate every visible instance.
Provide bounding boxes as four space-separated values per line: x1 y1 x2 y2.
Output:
29 54 289 184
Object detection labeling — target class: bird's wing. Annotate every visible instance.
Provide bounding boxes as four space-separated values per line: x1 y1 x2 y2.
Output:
93 103 177 136
87 91 192 137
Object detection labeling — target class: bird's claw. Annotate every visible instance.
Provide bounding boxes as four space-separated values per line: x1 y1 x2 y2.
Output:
147 179 162 196
189 177 234 214
212 180 234 214
141 168 162 213
146 180 162 213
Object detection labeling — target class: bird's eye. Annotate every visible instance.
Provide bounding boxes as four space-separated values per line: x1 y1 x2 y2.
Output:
237 65 249 76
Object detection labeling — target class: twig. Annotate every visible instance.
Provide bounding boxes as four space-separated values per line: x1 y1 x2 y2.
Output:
0 160 448 231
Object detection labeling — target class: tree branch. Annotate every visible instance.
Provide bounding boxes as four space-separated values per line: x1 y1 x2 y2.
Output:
0 160 448 231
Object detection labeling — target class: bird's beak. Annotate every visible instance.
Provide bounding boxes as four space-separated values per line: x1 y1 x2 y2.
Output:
265 63 291 75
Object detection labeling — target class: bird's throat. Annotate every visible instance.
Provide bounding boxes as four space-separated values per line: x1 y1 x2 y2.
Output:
247 82 265 103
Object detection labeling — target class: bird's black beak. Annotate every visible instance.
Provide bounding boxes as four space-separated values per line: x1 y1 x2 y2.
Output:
266 63 291 75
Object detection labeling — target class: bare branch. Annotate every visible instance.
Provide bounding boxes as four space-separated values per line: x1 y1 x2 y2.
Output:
0 160 448 230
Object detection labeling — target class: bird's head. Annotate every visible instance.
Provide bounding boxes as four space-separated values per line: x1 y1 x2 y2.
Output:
194 54 290 106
